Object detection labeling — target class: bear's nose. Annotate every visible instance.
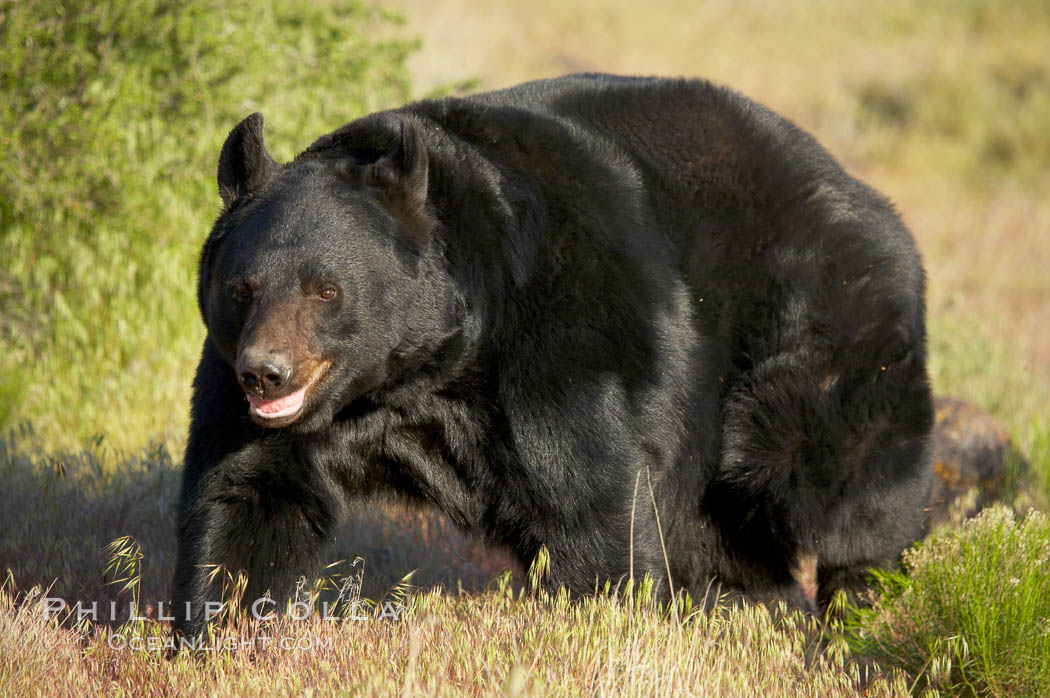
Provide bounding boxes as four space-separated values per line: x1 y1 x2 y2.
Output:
237 351 293 395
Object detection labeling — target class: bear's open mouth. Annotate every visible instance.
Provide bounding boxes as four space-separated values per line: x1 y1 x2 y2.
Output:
245 361 330 424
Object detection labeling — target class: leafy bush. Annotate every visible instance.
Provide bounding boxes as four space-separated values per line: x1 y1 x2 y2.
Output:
849 506 1050 697
0 0 415 449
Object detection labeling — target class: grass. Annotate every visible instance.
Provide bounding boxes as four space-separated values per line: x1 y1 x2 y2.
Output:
2 577 913 697
3 436 1048 696
850 506 1050 696
2 0 1050 694
0 426 514 606
1 434 910 696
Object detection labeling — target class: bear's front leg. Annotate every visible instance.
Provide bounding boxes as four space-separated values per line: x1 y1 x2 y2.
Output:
170 342 343 648
170 439 342 647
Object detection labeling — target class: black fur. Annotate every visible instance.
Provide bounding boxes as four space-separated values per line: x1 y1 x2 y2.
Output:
172 74 933 642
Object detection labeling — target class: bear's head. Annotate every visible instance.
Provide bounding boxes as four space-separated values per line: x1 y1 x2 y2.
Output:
198 113 458 430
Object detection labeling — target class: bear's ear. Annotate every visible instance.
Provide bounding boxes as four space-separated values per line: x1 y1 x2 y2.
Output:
217 113 280 211
364 121 433 248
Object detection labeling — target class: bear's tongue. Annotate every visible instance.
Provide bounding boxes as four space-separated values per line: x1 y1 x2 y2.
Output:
247 385 307 419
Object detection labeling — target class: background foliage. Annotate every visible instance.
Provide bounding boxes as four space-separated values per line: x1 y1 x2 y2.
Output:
0 0 414 447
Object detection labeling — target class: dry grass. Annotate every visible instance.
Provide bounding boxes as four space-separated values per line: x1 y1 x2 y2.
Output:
1 432 912 696
1 577 910 697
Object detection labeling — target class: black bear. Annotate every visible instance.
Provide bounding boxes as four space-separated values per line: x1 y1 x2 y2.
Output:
172 74 933 642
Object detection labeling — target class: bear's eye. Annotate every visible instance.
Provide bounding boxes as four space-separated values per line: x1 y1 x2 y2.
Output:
232 283 252 303
318 286 338 301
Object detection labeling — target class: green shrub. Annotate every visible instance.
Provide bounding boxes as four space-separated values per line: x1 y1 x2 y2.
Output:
0 0 415 449
849 506 1050 697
